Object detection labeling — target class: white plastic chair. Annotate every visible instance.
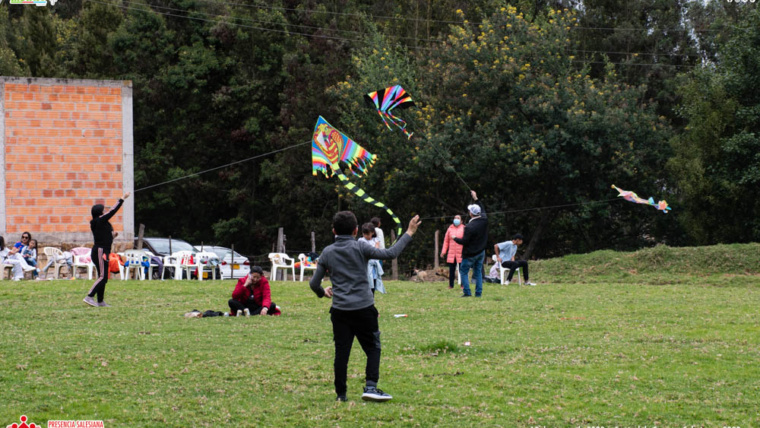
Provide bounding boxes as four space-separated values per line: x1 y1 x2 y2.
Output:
162 253 181 280
175 251 198 280
268 253 295 281
492 254 521 285
143 251 162 280
123 249 147 280
71 248 95 280
297 253 318 282
196 251 220 281
42 247 67 279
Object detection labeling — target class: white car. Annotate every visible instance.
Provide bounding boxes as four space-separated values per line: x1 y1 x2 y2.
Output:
194 245 250 279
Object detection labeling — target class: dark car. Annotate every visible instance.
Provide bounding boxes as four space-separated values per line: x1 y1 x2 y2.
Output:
134 237 201 279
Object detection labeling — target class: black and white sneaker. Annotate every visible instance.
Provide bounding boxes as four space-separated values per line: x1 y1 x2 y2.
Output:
362 386 392 402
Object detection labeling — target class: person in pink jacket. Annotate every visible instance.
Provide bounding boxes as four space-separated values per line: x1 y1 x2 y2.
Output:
440 215 465 289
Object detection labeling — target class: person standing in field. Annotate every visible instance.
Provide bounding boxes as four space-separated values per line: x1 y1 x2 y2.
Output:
453 190 488 297
440 214 465 289
84 192 129 307
310 211 421 402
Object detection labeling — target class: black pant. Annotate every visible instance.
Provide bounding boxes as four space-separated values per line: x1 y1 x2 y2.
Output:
448 262 457 288
331 305 381 396
501 260 529 281
228 298 277 315
87 246 109 302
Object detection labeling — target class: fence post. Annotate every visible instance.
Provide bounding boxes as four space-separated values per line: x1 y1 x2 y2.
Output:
276 228 285 281
230 244 235 280
391 230 398 281
434 229 439 269
136 224 145 250
311 231 316 253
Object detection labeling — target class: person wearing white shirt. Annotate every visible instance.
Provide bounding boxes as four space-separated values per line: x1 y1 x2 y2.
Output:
494 234 536 286
370 217 386 249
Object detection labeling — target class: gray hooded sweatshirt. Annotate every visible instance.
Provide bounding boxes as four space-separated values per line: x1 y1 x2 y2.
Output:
309 233 412 310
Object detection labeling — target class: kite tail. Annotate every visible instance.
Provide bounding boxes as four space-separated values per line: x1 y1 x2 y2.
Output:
381 112 414 139
335 171 403 240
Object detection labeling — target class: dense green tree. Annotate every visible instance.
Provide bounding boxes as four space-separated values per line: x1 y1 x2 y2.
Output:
669 6 760 244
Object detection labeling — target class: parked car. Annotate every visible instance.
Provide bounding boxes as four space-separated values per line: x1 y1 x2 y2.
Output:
135 237 196 257
194 245 250 280
134 237 199 279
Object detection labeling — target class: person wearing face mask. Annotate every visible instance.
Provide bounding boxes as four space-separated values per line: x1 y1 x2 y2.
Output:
440 215 465 289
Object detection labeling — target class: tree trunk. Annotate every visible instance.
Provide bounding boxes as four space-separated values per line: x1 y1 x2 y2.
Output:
523 209 554 260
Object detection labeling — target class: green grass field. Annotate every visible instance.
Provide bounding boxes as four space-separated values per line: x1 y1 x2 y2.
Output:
1 244 759 427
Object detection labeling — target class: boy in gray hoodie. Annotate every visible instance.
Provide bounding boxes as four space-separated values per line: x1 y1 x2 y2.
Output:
310 211 421 402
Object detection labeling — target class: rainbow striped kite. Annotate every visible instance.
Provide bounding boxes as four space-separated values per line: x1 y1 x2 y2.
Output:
312 116 403 237
365 85 416 139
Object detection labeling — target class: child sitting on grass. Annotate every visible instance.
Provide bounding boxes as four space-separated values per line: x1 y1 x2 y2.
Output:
310 211 421 403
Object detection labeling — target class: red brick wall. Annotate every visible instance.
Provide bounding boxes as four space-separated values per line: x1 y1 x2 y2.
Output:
1 77 134 244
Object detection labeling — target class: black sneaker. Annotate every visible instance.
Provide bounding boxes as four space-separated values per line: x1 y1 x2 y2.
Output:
362 386 392 402
336 395 347 402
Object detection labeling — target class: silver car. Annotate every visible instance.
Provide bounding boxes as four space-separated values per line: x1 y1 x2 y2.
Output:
194 245 251 280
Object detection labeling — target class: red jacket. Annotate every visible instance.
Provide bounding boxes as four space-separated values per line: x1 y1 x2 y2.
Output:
232 275 272 308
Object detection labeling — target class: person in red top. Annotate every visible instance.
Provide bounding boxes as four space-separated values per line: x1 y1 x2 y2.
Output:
228 266 281 316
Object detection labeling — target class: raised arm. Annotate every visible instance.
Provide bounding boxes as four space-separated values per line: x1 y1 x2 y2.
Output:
100 192 130 222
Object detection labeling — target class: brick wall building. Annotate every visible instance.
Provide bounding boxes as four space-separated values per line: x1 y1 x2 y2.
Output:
0 77 134 246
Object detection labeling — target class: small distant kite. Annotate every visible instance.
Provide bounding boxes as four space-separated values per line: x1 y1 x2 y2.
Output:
611 185 671 214
365 85 416 139
312 116 403 238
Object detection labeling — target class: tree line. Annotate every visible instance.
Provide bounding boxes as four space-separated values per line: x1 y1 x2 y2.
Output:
1 0 758 270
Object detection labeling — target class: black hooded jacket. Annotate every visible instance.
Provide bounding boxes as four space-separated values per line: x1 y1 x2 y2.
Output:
90 198 124 248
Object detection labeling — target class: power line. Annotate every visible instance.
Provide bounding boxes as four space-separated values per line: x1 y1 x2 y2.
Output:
572 60 698 68
134 141 311 192
117 0 445 44
85 0 721 64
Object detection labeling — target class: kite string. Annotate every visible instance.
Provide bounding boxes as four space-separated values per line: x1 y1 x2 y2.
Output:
403 115 472 191
134 141 311 192
418 198 623 221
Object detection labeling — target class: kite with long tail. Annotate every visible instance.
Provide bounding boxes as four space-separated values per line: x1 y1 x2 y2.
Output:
312 116 403 238
365 85 416 139
612 185 671 214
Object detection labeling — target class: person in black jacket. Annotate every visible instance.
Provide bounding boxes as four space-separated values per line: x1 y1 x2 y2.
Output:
84 192 130 307
453 190 488 297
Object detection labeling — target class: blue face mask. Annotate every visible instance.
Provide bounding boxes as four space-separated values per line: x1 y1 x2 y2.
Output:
453 219 461 226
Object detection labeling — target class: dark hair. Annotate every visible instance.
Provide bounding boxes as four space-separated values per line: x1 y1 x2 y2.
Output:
29 239 38 249
91 204 104 219
361 222 376 237
21 231 32 240
251 266 264 275
333 211 358 235
512 233 524 241
0 236 5 248
370 217 381 227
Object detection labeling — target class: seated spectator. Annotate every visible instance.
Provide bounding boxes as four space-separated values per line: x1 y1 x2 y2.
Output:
22 238 39 278
484 262 500 283
494 234 536 286
38 249 74 280
1 235 36 281
228 266 281 316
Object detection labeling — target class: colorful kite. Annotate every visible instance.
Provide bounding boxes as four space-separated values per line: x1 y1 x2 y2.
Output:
611 185 671 214
312 116 403 238
365 85 416 139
